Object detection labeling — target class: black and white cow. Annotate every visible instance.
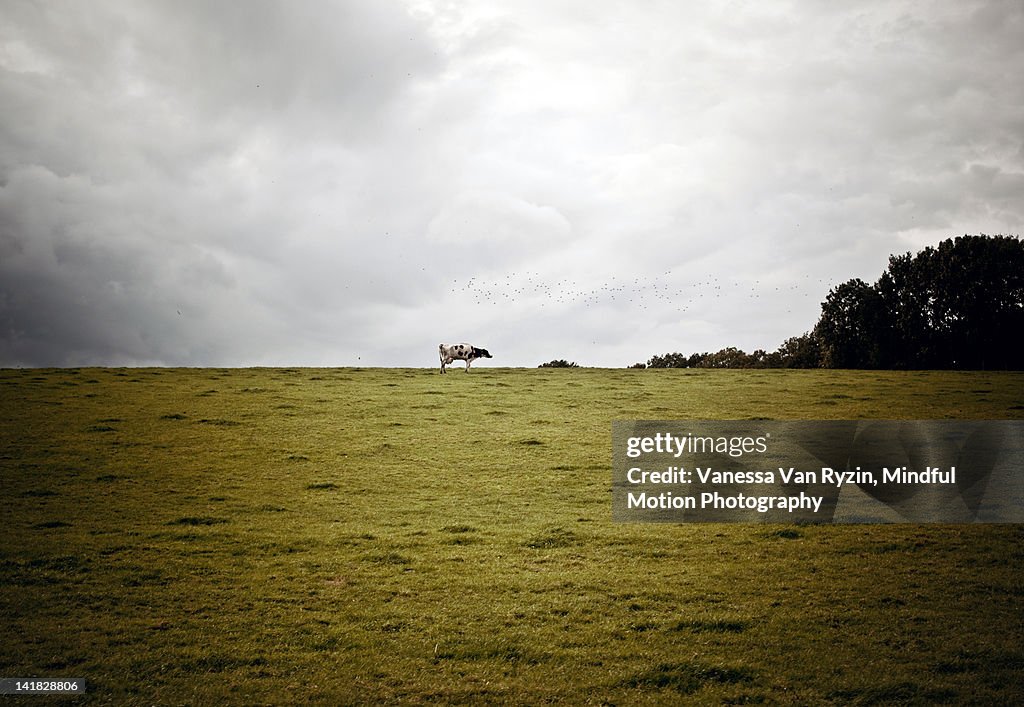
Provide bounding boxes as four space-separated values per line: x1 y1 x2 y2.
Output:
439 343 492 373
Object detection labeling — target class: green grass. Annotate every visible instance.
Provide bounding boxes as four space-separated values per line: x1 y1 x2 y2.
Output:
1 367 1023 704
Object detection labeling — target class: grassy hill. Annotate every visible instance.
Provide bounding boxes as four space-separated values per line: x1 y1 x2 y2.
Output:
2 367 1022 703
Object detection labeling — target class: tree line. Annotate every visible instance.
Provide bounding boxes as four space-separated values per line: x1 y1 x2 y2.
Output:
637 234 1024 370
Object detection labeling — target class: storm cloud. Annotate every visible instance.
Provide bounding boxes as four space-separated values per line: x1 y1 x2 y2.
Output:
2 1 1021 366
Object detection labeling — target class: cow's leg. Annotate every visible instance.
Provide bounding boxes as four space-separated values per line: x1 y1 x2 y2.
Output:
465 358 472 372
440 354 447 373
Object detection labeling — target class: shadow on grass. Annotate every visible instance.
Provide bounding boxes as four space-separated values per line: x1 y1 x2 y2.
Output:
620 661 756 695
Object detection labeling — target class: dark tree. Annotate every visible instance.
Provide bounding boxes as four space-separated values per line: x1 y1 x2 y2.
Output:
702 347 753 368
646 352 690 368
687 352 708 368
875 251 937 367
866 235 1022 369
814 279 885 368
923 235 1024 369
748 349 771 368
776 332 822 368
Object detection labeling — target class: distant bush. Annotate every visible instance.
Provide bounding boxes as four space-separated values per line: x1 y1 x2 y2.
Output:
644 333 821 370
538 359 580 368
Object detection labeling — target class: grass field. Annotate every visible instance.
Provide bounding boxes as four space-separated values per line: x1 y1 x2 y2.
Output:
2 367 1023 704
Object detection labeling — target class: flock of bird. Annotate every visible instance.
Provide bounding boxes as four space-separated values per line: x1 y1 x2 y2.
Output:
448 270 831 315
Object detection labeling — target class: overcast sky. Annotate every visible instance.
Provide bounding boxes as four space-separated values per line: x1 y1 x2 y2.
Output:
1 1 1021 367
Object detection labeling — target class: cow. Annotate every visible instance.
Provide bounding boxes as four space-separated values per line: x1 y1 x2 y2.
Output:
439 343 492 373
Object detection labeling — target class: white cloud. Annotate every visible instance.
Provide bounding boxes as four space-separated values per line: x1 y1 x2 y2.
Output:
1 0 1021 366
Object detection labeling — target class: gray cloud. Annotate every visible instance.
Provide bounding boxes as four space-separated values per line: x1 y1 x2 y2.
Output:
1 0 1021 367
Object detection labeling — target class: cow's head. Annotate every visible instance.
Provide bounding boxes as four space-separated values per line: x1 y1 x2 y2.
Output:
473 347 492 359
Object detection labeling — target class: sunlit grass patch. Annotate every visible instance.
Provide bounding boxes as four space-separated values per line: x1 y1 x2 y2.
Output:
366 551 413 566
523 527 579 549
441 525 477 534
